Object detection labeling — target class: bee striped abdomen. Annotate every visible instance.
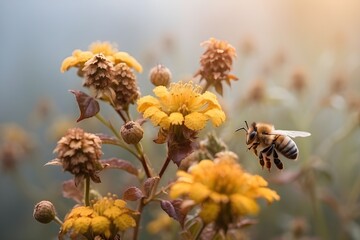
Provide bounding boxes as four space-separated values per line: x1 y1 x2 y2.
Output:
275 135 298 160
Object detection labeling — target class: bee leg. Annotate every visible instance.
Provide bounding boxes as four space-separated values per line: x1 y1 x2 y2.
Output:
248 142 260 156
259 153 265 169
273 150 283 170
259 144 274 171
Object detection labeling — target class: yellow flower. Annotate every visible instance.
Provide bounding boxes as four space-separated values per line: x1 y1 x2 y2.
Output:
60 194 137 239
61 41 142 73
169 152 279 230
137 81 226 131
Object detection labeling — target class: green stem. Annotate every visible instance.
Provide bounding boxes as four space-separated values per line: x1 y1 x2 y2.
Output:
194 222 206 240
53 216 64 226
84 176 90 206
95 113 140 158
135 143 152 178
132 199 145 240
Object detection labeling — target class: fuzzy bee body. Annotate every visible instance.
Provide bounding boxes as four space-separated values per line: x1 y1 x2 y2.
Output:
236 122 310 170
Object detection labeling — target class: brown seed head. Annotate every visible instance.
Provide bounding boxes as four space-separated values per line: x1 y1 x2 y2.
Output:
33 200 56 224
53 128 103 185
245 79 266 103
112 63 140 110
149 64 172 87
290 68 308 94
120 121 144 144
82 53 116 100
195 38 237 95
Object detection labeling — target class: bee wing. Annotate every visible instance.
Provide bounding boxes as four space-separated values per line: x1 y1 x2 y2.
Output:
271 130 311 138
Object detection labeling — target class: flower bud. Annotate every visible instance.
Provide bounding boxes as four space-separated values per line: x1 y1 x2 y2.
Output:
149 64 172 87
33 200 56 224
121 121 144 144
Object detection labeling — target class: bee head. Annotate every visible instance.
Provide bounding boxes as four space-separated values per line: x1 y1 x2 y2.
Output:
236 121 257 144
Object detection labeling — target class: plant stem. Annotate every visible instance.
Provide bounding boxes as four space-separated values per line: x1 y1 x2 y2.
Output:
53 216 64 226
159 155 171 178
194 222 206 240
132 199 145 240
84 176 90 206
135 143 152 178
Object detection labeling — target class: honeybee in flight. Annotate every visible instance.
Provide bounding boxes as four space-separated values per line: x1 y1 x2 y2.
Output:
236 121 311 170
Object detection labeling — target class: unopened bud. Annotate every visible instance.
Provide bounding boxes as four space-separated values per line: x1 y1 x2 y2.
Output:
33 200 56 224
121 121 144 144
149 64 172 87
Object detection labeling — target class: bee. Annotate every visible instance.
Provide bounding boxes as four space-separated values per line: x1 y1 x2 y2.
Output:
236 121 311 170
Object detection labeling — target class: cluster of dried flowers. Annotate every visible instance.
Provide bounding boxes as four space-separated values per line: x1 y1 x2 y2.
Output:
33 39 280 240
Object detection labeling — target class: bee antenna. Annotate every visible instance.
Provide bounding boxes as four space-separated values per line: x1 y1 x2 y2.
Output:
235 127 247 133
244 121 249 129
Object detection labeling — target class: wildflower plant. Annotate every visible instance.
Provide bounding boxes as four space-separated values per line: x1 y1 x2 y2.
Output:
34 39 281 240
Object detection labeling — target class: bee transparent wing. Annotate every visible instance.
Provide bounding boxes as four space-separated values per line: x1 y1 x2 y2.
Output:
270 130 311 138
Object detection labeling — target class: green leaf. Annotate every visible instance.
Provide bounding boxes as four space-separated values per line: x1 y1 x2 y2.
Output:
69 90 100 122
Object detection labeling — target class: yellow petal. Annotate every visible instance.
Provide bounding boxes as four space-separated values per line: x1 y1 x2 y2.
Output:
114 214 136 231
62 218 75 232
137 96 160 113
252 188 280 202
230 194 259 215
91 216 111 237
188 182 211 203
169 182 192 199
150 111 168 126
168 112 184 125
204 109 226 127
198 201 220 224
143 106 161 118
201 91 221 108
114 52 143 73
153 85 169 98
73 217 91 234
184 112 208 131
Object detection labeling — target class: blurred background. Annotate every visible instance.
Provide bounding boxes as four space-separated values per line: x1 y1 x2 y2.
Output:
0 0 359 239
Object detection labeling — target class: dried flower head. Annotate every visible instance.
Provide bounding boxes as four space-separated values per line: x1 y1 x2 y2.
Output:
0 124 34 171
195 38 238 95
149 64 172 87
289 68 308 94
112 63 141 111
120 121 144 144
60 194 137 239
33 200 56 224
82 53 117 101
137 81 226 132
49 128 103 186
61 41 142 73
243 79 266 104
170 152 279 232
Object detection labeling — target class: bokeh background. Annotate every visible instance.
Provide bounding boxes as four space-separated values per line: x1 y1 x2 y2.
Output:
1 1 359 239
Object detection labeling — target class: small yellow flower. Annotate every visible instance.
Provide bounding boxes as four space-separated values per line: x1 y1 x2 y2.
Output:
137 81 226 131
60 194 137 239
61 41 142 73
170 152 279 230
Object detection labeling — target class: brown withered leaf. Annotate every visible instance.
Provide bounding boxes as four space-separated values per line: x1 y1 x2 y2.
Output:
143 176 160 197
160 199 188 228
62 179 83 203
96 134 119 145
168 140 197 166
100 158 139 176
123 186 144 201
70 90 100 122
